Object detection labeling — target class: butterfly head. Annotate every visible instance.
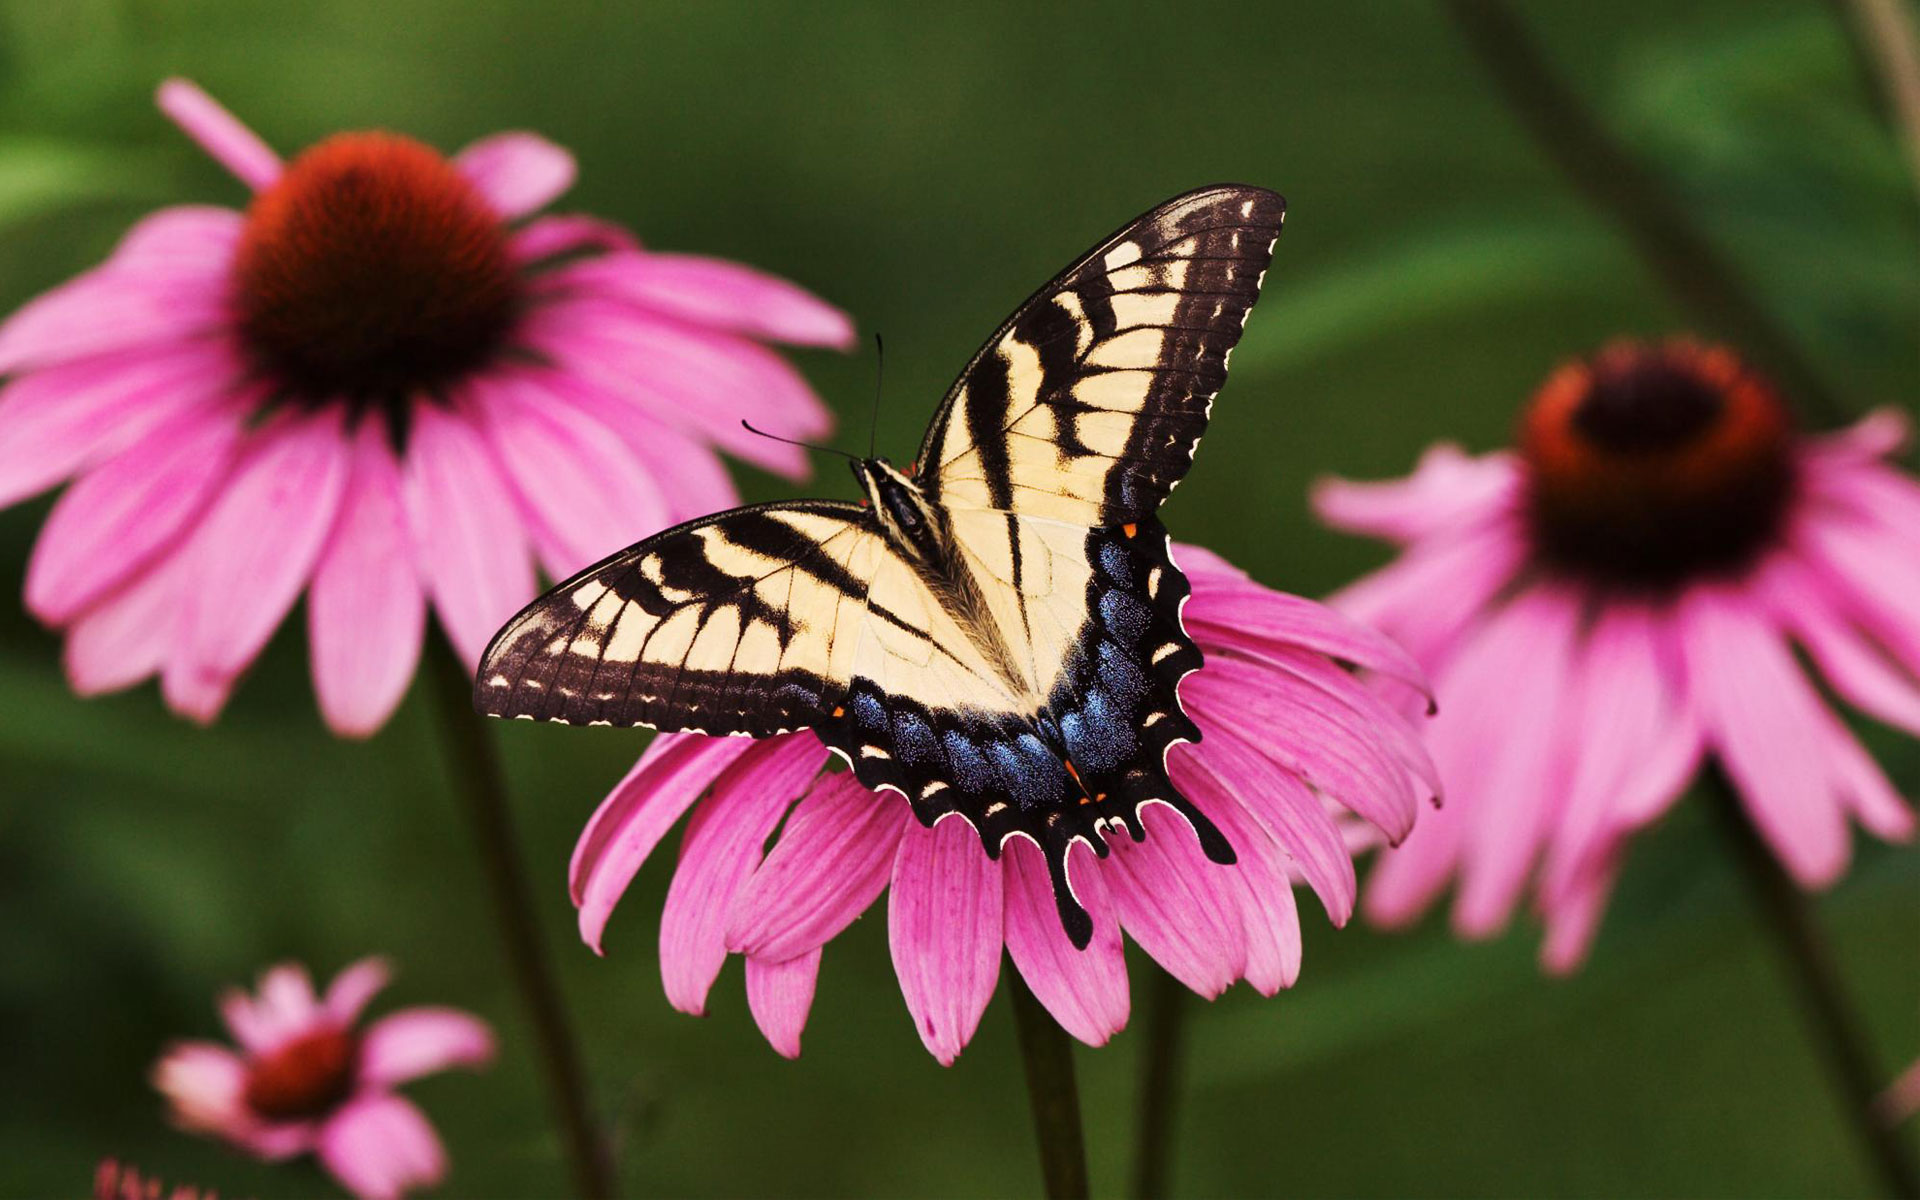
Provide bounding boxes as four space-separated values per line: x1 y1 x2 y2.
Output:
852 457 941 549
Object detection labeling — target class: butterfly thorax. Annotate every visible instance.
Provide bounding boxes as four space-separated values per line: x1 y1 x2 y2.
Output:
853 457 1032 691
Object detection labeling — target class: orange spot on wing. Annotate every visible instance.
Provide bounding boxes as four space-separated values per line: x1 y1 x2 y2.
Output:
1121 522 1138 538
831 706 845 718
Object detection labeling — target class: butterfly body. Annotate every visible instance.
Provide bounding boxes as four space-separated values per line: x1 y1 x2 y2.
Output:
478 185 1286 946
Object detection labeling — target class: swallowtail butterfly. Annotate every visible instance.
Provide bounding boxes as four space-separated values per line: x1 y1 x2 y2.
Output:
477 185 1286 947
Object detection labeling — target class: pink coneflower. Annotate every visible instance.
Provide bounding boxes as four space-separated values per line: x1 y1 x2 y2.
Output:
569 543 1435 1062
1315 338 1918 971
153 958 493 1200
0 79 852 735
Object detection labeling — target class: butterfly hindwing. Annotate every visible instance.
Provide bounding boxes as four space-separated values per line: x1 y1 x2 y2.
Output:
919 185 1286 525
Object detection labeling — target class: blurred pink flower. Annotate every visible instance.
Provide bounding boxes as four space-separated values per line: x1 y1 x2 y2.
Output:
93 1159 214 1200
0 79 852 735
153 958 493 1200
570 545 1435 1063
1315 339 1918 971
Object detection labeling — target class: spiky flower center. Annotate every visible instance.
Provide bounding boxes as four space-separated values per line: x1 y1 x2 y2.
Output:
231 132 520 407
1519 339 1795 589
241 1026 359 1122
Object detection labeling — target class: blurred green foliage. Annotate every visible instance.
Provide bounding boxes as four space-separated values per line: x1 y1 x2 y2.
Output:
0 1 1914 1196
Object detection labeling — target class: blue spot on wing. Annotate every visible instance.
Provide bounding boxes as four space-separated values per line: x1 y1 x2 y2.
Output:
894 710 939 765
1098 590 1151 643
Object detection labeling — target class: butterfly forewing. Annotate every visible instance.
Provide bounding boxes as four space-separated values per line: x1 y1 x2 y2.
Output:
919 185 1286 526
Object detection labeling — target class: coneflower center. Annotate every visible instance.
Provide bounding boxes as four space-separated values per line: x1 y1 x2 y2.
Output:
231 132 521 409
1519 340 1795 589
241 1026 359 1121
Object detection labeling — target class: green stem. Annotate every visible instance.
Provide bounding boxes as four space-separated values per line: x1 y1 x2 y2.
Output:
1703 767 1920 1198
1828 0 1920 214
1439 0 1850 426
1009 970 1091 1200
426 636 619 1200
1130 967 1188 1200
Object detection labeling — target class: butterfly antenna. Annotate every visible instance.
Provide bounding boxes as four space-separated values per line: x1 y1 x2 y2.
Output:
739 420 860 464
869 332 885 461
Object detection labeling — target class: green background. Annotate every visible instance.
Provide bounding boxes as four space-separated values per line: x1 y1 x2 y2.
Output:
0 1 1916 1196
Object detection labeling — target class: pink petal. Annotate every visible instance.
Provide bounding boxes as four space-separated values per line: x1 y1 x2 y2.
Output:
1187 660 1418 845
152 1040 249 1135
525 299 833 480
401 401 534 669
888 816 1004 1066
746 950 822 1060
1311 444 1521 543
509 214 639 266
62 548 188 695
359 1008 495 1087
659 736 826 1014
1323 517 1528 674
0 344 239 507
1539 856 1620 976
1798 516 1920 676
316 1095 447 1200
24 405 244 624
1681 587 1851 887
544 372 742 524
256 963 321 1033
728 772 907 960
1817 705 1916 841
1001 839 1129 1046
1805 407 1910 465
471 371 671 578
0 264 227 375
1176 755 1303 994
1183 709 1356 924
1446 589 1581 937
162 411 351 723
156 78 282 190
570 732 765 950
1102 804 1246 997
1768 560 1920 737
454 132 575 219
309 422 426 737
1244 644 1441 803
548 252 855 348
107 205 245 274
323 957 392 1025
1183 573 1431 701
219 988 277 1055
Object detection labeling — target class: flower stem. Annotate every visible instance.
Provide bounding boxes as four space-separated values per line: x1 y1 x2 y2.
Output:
1439 0 1850 427
1828 0 1920 213
1130 966 1188 1200
1008 970 1090 1200
426 635 619 1200
1703 767 1920 1198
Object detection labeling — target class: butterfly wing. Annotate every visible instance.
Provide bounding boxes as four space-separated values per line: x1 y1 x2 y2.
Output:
476 500 886 734
918 184 1286 525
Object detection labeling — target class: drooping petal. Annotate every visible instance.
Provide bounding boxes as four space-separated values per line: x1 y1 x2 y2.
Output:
1176 754 1304 994
24 405 244 624
454 132 575 219
1101 804 1246 998
728 772 907 961
547 252 855 348
1539 855 1620 976
888 816 1004 1065
1767 559 1920 737
1184 708 1356 924
1002 839 1128 1046
544 371 742 523
570 733 763 950
163 411 351 723
0 344 239 507
471 371 671 578
309 421 426 737
1237 643 1441 804
61 548 188 695
359 1008 496 1087
156 79 282 190
745 950 822 1060
1681 586 1851 887
659 737 826 1014
1323 517 1528 675
1798 515 1920 677
316 1095 448 1200
401 401 534 668
322 957 392 1026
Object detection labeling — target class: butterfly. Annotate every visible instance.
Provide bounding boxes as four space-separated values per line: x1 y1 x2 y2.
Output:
476 185 1286 948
